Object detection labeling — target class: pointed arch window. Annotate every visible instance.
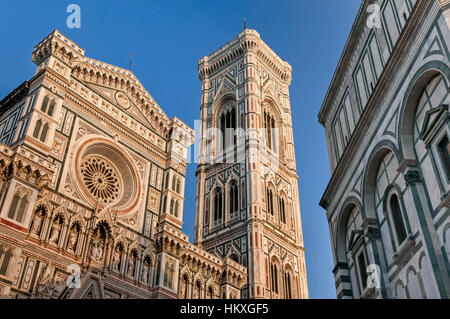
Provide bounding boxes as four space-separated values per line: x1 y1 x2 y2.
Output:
176 178 181 194
162 195 167 214
284 269 292 299
279 196 286 224
217 102 237 162
33 120 42 139
8 192 28 223
271 262 279 294
169 198 174 215
172 176 177 191
41 96 49 113
263 105 277 151
40 123 49 142
229 181 239 217
41 96 55 116
0 247 13 276
213 188 223 224
47 100 55 116
174 200 179 218
33 119 49 143
266 187 274 216
163 262 175 289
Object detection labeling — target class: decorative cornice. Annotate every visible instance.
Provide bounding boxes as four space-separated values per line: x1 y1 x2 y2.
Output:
198 29 292 84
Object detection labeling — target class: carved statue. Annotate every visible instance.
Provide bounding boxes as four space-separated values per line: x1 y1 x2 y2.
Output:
127 257 135 277
179 281 186 299
30 213 43 236
141 263 149 284
112 246 122 272
67 229 78 252
48 222 61 245
91 240 103 261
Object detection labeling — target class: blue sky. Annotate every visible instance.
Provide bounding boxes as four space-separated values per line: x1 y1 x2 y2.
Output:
0 0 361 299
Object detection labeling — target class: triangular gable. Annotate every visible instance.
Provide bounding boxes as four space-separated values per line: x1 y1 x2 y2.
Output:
420 105 448 143
213 78 236 104
85 83 156 130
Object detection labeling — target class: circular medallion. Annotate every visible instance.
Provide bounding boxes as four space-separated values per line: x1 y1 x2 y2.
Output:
115 91 130 109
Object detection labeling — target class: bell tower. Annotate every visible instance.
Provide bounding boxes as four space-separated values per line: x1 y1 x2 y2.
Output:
194 29 308 299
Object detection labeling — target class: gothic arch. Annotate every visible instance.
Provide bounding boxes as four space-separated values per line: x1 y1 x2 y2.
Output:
270 255 282 296
283 263 294 299
397 61 450 160
266 180 277 218
210 185 224 224
51 206 70 225
263 97 283 125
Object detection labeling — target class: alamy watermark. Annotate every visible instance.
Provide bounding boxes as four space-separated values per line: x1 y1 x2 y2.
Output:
366 4 381 29
66 264 81 289
66 4 81 29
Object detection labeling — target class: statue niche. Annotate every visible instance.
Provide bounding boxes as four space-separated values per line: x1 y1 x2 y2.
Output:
30 205 47 237
48 214 64 246
112 243 124 273
67 222 81 253
90 222 109 262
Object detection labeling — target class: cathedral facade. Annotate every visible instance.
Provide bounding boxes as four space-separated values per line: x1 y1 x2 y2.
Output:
194 28 308 299
319 0 450 298
0 30 246 299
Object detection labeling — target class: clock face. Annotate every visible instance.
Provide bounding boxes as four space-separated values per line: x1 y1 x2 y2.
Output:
115 91 130 109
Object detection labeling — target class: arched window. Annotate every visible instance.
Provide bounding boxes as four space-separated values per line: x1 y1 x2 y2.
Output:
170 198 175 215
284 268 292 299
266 187 274 216
172 176 177 191
217 101 237 162
0 246 13 276
279 196 286 224
213 188 223 224
162 195 167 213
390 193 407 245
271 262 279 294
8 192 28 223
48 100 55 116
33 120 42 139
263 104 278 151
41 96 49 113
163 261 174 289
40 123 49 142
174 200 179 218
165 172 170 190
176 178 181 194
229 181 239 217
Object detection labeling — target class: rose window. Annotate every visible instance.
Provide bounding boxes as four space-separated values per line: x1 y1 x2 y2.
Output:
75 140 140 213
80 157 120 205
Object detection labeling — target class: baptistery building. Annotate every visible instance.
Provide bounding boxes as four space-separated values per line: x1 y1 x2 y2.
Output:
0 30 246 299
319 0 450 298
